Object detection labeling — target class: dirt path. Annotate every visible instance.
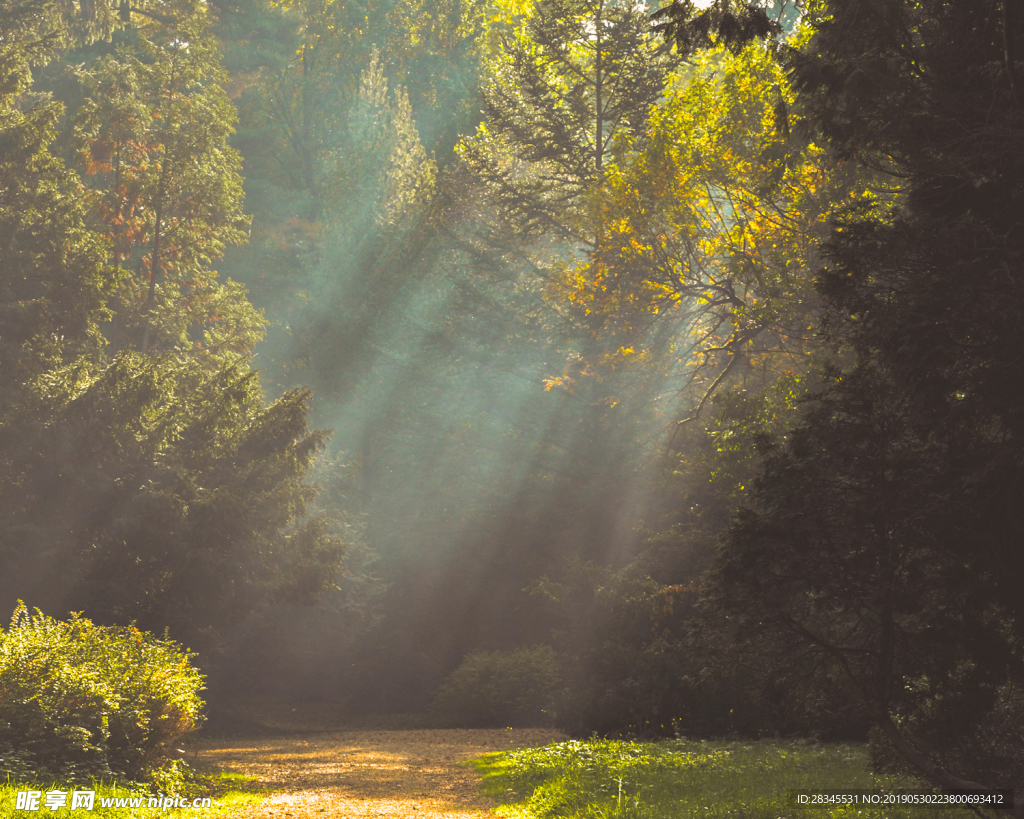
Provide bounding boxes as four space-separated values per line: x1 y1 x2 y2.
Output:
194 728 563 819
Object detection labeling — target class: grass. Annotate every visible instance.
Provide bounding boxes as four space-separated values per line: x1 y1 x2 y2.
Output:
0 771 268 818
469 738 987 819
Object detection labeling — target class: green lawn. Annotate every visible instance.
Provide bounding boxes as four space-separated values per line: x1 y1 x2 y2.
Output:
469 738 987 819
0 773 266 818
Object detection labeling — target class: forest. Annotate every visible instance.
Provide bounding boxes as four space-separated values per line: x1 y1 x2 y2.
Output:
1 0 1022 810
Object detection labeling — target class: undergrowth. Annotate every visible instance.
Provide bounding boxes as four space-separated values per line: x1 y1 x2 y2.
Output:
469 738 984 819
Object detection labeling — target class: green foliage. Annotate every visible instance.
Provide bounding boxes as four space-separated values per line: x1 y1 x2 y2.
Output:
0 0 123 60
529 363 857 740
471 738 979 819
548 37 873 405
701 0 1024 797
228 0 455 206
226 4 442 395
214 451 383 699
528 561 697 738
429 646 561 727
651 0 786 59
1 353 346 650
710 359 1024 789
72 2 256 357
532 544 861 741
0 2 111 419
0 604 203 782
1 0 348 662
458 0 675 243
867 681 1024 791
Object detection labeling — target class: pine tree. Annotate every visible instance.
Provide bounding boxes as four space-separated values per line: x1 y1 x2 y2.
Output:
1 0 348 657
458 0 674 246
73 3 256 357
708 0 1024 803
0 0 111 411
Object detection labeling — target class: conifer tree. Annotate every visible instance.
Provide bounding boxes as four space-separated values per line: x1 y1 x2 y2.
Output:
458 0 674 247
0 0 348 656
0 0 111 409
708 0 1024 803
73 2 257 357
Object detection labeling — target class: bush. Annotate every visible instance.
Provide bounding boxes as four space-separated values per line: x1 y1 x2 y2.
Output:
429 645 561 728
0 603 205 782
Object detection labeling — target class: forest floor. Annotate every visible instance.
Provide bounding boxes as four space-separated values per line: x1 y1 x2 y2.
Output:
188 700 563 819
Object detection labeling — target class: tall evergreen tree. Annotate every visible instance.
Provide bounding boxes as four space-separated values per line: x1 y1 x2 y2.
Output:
0 0 348 659
73 3 257 357
458 0 674 247
708 0 1024 803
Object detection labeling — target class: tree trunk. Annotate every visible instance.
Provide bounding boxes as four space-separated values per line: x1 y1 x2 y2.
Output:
876 715 1022 818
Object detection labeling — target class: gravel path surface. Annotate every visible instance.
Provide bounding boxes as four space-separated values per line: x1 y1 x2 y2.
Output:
194 728 563 819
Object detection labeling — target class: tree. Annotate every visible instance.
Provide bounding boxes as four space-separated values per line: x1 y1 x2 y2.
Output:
1 0 348 659
0 0 111 417
2 353 349 656
707 0 1024 804
459 3 865 433
712 361 1024 800
73 3 256 357
457 0 674 247
451 0 685 460
235 0 476 198
542 42 869 412
281 46 439 399
220 0 444 396
651 0 786 58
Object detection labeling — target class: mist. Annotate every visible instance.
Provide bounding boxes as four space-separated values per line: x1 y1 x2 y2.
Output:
5 1 1018 795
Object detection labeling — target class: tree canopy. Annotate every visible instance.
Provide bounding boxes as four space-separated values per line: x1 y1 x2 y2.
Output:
0 0 347 661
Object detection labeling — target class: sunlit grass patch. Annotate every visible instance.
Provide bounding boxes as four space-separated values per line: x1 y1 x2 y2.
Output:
208 771 259 783
0 772 268 819
469 738 980 819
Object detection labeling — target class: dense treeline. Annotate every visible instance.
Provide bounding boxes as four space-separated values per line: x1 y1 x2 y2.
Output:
1 0 1021 803
0 0 347 664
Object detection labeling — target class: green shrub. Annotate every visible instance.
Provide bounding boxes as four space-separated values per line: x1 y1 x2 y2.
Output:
0 603 205 782
429 645 561 728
